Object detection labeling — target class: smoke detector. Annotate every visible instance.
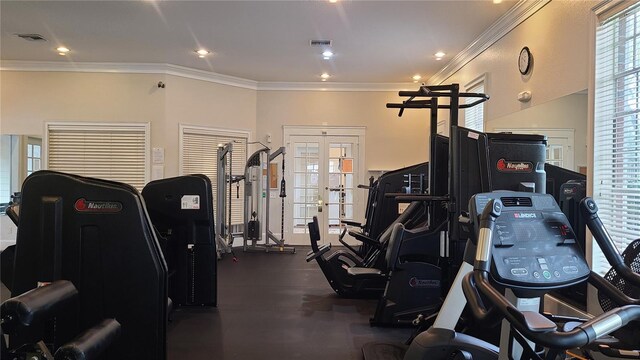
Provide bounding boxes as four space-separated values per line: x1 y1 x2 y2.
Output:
15 33 47 42
310 40 332 46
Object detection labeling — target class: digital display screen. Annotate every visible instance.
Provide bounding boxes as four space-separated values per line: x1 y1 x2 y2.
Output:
495 211 575 245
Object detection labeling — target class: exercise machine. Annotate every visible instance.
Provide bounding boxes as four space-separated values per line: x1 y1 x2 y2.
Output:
216 142 239 260
142 175 218 306
1 280 121 360
242 145 295 253
306 201 428 298
340 162 429 260
369 84 546 327
9 170 168 360
365 191 640 360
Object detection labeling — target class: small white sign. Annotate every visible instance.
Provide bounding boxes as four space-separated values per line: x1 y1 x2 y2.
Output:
181 195 200 210
152 147 165 164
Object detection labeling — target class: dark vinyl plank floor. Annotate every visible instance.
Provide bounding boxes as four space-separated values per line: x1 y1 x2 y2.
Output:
167 247 412 360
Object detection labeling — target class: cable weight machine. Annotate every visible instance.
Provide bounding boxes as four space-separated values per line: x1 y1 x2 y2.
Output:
216 142 238 261
243 144 295 253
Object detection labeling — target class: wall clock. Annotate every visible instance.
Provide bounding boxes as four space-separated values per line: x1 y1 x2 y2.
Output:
519 46 532 75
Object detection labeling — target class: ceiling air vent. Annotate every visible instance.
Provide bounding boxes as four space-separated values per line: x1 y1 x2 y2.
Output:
500 197 533 207
310 40 332 46
15 33 47 42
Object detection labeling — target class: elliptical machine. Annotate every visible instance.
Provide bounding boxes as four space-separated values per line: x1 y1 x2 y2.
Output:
364 191 640 360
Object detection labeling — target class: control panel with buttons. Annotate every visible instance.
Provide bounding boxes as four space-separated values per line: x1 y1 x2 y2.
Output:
470 192 591 290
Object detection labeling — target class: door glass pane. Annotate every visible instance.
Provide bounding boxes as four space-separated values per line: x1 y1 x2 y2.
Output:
293 141 320 234
294 189 306 202
326 141 357 235
329 174 340 188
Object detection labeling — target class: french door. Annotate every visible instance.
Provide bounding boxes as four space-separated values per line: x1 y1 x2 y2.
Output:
284 127 365 246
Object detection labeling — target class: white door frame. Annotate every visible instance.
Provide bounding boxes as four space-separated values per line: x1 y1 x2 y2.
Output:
283 126 366 245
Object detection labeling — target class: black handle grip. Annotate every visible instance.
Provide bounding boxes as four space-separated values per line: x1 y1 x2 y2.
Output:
580 198 640 287
474 199 502 272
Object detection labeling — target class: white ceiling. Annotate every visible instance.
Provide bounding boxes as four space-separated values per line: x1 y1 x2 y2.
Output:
0 1 517 83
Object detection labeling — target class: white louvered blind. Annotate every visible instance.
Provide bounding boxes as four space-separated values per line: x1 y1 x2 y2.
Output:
593 2 640 275
181 126 247 225
46 123 149 191
464 81 485 132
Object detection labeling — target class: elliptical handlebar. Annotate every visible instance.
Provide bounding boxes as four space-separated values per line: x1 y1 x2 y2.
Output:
463 198 640 350
580 197 640 288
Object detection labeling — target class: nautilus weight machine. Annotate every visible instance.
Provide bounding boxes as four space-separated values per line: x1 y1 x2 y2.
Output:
243 145 295 253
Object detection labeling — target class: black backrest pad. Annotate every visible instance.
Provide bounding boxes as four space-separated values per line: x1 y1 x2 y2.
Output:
385 223 405 271
309 217 321 244
12 171 167 360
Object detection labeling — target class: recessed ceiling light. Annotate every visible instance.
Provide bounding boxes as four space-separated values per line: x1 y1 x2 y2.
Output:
435 51 446 58
322 50 333 58
329 0 338 3
412 74 421 81
321 73 330 79
195 49 210 56
493 0 503 3
57 47 70 53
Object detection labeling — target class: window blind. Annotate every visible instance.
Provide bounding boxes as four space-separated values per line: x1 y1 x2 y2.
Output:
46 123 149 191
181 126 247 225
464 81 485 132
593 2 640 275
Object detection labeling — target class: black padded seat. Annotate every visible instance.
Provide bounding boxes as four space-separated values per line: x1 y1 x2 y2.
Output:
347 267 383 277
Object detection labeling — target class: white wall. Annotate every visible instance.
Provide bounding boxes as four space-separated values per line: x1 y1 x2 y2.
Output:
256 90 430 172
447 1 597 122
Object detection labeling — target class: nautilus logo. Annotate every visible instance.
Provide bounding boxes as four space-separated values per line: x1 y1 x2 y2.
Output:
496 158 533 173
74 198 123 213
409 277 440 288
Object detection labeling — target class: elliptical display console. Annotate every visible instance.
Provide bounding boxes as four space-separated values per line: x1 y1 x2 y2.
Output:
469 192 590 293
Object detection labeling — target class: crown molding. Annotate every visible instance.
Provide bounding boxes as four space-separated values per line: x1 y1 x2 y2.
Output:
0 60 414 92
0 60 259 90
428 0 551 85
257 82 415 92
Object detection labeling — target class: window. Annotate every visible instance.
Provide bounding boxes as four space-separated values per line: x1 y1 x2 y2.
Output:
180 125 248 225
46 123 149 191
593 2 640 275
26 137 42 176
464 76 486 132
0 135 13 211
